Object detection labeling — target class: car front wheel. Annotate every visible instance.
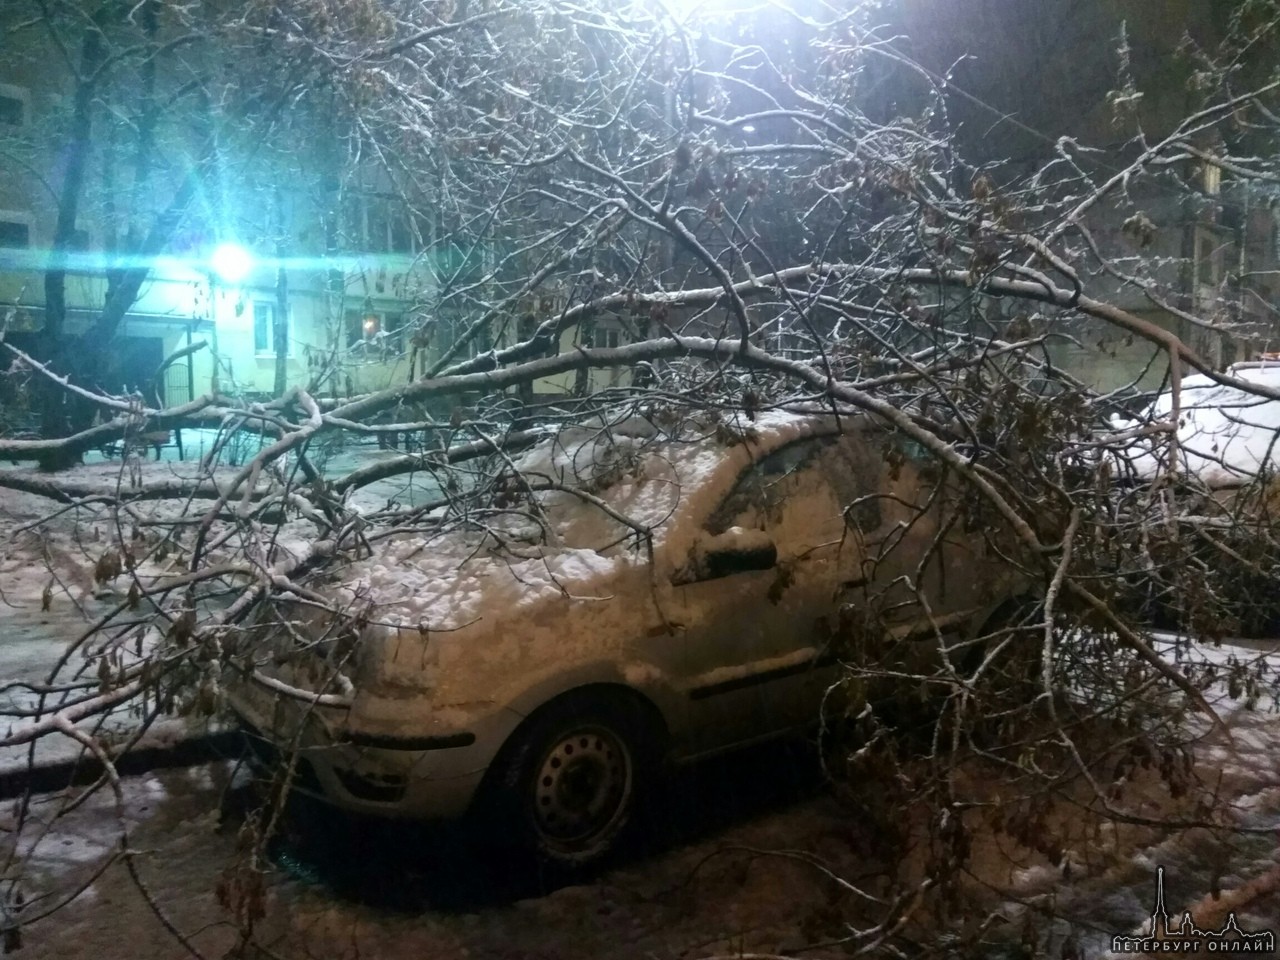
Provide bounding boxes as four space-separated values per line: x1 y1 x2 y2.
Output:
477 692 659 870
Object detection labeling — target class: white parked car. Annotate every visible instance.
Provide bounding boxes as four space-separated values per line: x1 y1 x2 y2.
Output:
1116 361 1280 484
226 410 1019 867
1111 361 1280 636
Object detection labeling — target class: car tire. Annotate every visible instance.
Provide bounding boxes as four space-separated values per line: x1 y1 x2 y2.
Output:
474 690 662 871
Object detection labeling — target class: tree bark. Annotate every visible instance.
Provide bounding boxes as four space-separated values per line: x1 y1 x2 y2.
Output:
37 18 106 463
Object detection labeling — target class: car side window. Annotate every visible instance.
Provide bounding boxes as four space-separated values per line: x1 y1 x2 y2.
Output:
704 437 834 536
872 428 934 471
817 432 894 534
890 433 931 466
850 427 945 532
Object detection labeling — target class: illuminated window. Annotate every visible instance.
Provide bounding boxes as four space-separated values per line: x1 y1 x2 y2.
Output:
345 308 403 357
1202 161 1221 196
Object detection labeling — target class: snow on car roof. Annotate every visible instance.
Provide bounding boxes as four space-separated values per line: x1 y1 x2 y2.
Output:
1123 362 1280 485
333 409 827 633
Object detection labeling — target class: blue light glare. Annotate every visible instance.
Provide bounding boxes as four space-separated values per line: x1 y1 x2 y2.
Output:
0 246 421 279
210 243 254 284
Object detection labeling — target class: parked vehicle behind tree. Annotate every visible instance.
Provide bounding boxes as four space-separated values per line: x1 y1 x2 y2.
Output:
1112 362 1280 638
225 409 1024 868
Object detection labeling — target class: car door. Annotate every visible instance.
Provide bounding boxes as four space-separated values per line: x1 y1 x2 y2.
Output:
668 435 853 757
836 428 998 682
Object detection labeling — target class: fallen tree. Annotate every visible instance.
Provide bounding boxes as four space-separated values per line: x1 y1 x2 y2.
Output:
2 0 1280 954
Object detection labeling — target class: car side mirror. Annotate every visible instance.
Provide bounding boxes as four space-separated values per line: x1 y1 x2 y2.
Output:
674 527 777 584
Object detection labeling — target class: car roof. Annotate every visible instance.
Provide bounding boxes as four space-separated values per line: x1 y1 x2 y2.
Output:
513 408 839 546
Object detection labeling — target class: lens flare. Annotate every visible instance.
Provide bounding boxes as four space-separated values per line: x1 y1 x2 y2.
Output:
210 243 253 284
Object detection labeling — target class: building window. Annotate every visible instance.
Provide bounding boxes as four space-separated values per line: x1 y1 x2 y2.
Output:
343 194 418 254
0 84 26 127
1202 160 1221 196
0 219 30 248
253 302 289 356
0 95 22 126
1194 228 1222 294
345 308 403 357
586 326 621 349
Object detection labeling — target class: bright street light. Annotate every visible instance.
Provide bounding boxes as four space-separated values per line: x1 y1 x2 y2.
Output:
210 242 253 284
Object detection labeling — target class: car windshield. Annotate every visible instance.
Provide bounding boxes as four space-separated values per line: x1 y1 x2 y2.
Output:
506 412 833 553
512 426 727 553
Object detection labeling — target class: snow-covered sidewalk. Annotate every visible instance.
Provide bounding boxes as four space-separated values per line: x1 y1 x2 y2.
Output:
0 442 439 785
983 631 1280 955
0 589 230 791
0 472 232 785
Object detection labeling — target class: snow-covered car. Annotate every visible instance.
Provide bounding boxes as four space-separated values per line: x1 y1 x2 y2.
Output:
1117 361 1280 484
225 410 1020 867
1113 361 1280 635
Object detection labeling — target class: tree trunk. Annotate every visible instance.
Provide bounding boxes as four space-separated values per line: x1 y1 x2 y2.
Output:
36 20 106 467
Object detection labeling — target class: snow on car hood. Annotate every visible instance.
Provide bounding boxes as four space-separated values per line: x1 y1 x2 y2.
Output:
322 410 827 708
1118 363 1280 485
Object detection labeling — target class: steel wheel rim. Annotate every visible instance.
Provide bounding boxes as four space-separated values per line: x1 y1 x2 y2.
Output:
531 724 633 847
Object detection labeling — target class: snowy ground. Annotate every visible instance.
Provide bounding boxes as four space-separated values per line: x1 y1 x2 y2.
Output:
0 441 438 777
3 630 1278 960
3 701 1278 960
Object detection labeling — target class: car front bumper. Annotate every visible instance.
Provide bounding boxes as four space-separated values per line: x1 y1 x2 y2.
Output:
225 675 515 821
